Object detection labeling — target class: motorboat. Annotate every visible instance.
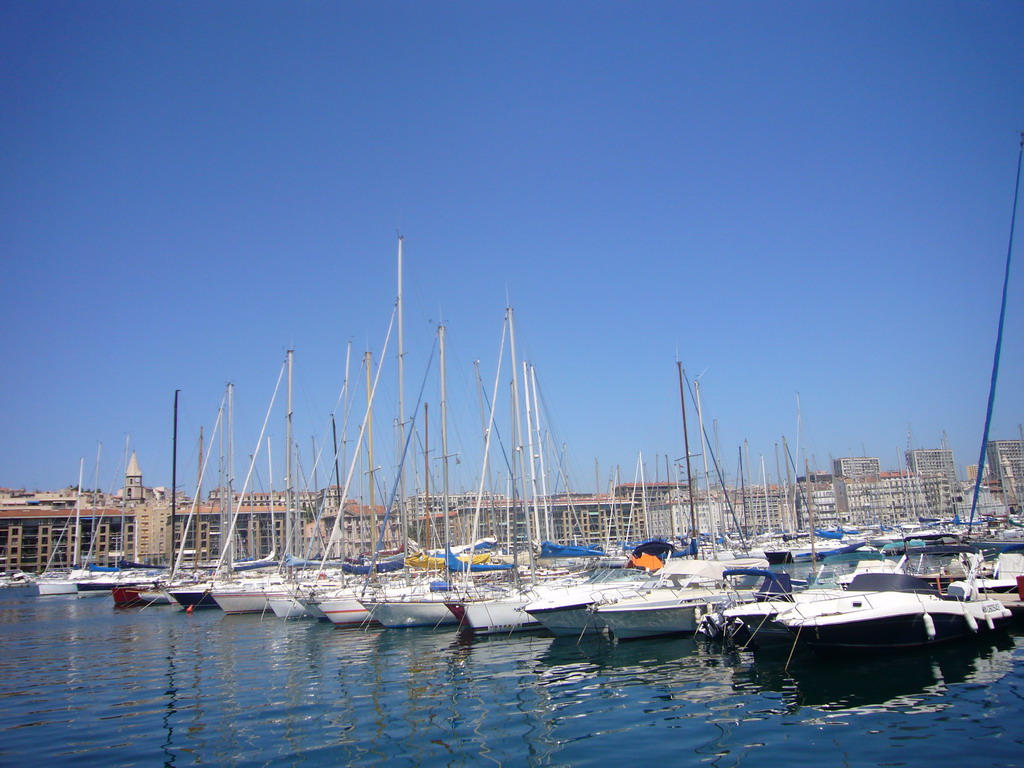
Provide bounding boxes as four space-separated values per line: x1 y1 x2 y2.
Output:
774 571 1012 652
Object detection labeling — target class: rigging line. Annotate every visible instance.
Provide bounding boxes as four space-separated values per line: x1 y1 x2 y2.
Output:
682 369 749 552
316 303 398 580
214 357 289 573
968 132 1023 532
171 391 226 578
299 349 358 564
369 334 439 559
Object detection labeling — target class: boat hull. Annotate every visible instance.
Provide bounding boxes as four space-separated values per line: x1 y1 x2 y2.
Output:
211 590 283 614
36 580 78 596
167 588 219 609
526 602 607 637
317 594 375 627
363 599 459 629
788 608 1012 652
597 600 704 640
268 596 313 619
458 597 541 635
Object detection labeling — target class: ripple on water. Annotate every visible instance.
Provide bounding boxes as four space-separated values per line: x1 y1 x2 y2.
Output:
0 588 1022 767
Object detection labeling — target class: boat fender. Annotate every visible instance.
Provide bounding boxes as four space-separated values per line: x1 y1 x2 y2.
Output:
923 612 936 640
965 612 979 633
985 612 995 631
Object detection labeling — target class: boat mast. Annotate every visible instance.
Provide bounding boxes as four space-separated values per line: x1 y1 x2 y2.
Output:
522 361 541 542
968 132 1023 530
267 437 275 560
805 459 818 564
468 317 507 565
738 446 746 538
781 436 795 532
507 306 537 582
284 348 294 561
439 324 451 569
329 417 340 559
171 390 179 568
761 455 771 536
694 379 715 556
423 402 430 551
333 341 350 559
677 362 698 548
73 457 84 567
529 365 552 541
365 350 376 555
226 382 234 568
194 426 202 564
396 235 406 558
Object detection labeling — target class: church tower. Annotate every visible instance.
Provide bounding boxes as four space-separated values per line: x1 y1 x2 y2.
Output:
125 451 145 504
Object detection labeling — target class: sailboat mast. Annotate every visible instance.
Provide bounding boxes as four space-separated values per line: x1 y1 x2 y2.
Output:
84 443 101 566
522 361 541 542
968 135 1023 529
365 350 376 553
267 437 275 560
805 459 818 564
330 417 340 559
285 349 294 561
782 436 795 532
396 235 406 557
226 382 235 567
439 324 451 562
507 306 537 581
171 390 179 568
423 402 430 551
741 448 749 536
73 457 84 567
761 455 771 535
676 362 698 543
694 379 715 556
529 365 552 541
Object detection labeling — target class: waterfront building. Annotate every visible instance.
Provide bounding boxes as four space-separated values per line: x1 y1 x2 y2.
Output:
832 457 881 478
987 439 1023 510
906 448 958 485
738 484 789 533
0 501 136 572
834 470 930 527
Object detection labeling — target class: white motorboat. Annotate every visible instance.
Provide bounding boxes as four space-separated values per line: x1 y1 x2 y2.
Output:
774 571 1013 652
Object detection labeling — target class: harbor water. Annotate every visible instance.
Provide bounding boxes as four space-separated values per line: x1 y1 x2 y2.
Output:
1 587 1022 767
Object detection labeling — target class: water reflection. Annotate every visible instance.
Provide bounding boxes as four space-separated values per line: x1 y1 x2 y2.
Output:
0 587 1021 768
733 631 1018 714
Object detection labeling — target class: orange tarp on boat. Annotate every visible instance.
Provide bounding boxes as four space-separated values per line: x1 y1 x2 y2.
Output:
626 552 664 572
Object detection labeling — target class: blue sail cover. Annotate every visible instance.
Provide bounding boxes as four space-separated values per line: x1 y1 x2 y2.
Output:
814 529 845 540
117 560 168 570
233 560 280 572
540 541 604 558
444 548 514 572
281 554 348 569
341 559 406 575
85 563 121 573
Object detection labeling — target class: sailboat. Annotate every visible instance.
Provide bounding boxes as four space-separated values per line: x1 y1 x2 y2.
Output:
36 460 88 595
359 324 467 630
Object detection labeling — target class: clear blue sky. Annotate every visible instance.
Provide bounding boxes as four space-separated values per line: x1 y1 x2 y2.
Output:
2 2 1022 497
